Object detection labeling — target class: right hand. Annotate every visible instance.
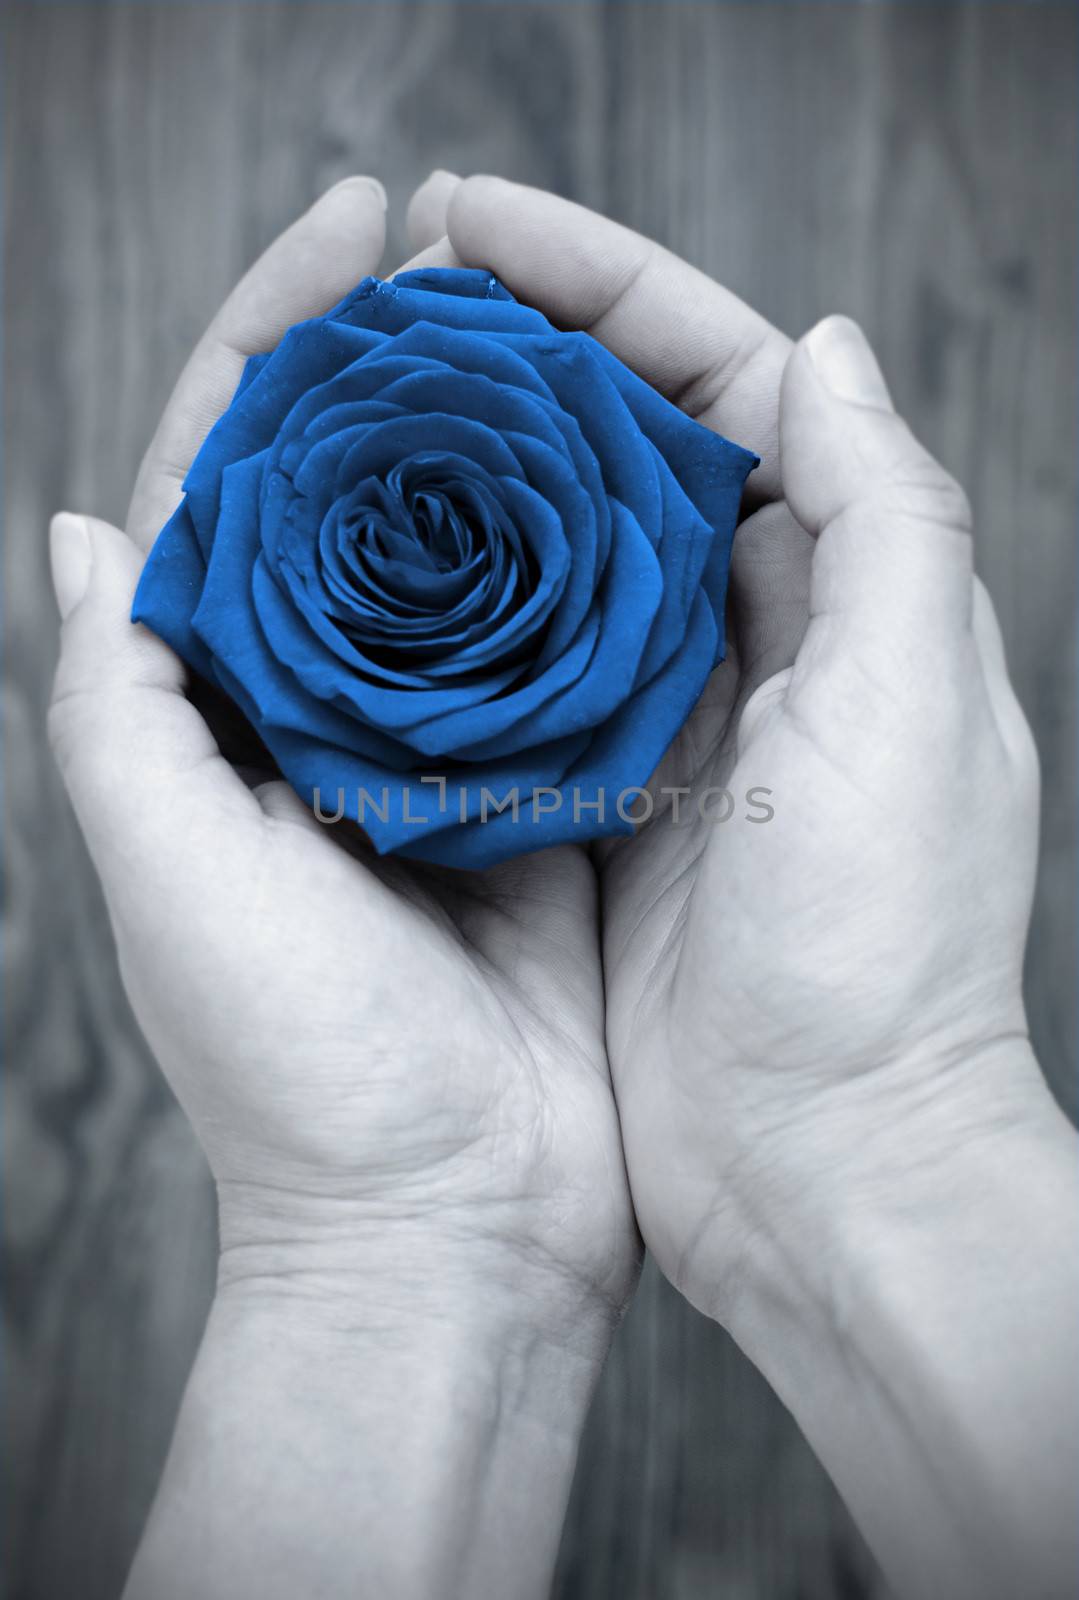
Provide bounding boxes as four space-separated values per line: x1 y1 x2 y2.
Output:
407 174 1049 1314
410 173 1078 1600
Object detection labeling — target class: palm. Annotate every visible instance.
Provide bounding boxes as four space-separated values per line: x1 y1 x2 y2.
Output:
118 777 635 1305
598 687 825 1301
594 497 814 1304
365 837 630 1282
378 843 636 1307
599 501 809 1047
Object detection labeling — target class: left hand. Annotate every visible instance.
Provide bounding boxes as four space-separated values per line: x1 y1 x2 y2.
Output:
50 175 638 1358
51 178 642 1599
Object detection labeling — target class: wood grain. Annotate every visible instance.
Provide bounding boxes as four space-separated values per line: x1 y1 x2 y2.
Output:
3 5 1075 1597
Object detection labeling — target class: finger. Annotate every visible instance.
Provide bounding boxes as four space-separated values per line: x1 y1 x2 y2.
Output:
48 513 256 892
390 236 463 278
446 175 790 502
406 169 460 252
728 500 812 677
127 175 388 552
780 316 975 646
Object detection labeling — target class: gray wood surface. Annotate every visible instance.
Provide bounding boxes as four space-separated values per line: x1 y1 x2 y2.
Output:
4 4 1075 1598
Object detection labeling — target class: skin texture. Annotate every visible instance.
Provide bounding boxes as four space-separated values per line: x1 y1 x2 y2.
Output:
48 173 1078 1599
53 178 639 1321
404 171 1041 1307
48 179 638 1600
407 174 1079 1599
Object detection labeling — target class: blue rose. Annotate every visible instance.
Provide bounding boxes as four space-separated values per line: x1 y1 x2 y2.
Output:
132 268 758 868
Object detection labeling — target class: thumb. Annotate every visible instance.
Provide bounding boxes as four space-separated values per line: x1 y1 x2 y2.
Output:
48 513 252 890
780 316 975 648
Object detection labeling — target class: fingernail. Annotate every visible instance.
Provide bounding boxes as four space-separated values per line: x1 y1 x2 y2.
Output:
361 176 388 210
323 175 387 211
806 316 893 410
49 513 93 620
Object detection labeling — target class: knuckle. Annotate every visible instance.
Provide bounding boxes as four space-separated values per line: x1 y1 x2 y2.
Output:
878 451 973 535
447 174 498 238
47 681 111 777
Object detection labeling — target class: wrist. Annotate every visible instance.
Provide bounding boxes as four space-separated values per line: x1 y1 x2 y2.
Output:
710 1035 1057 1330
215 1175 624 1362
212 1206 616 1460
209 1269 605 1502
129 1191 615 1600
718 1038 1079 1599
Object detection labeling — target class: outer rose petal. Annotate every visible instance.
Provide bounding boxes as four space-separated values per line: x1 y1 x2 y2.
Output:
132 500 217 683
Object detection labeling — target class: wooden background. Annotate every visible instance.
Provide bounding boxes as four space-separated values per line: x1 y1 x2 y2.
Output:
4 4 1076 1597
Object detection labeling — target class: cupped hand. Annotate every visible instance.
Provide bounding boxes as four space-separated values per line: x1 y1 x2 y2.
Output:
410 174 1045 1320
48 178 638 1348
